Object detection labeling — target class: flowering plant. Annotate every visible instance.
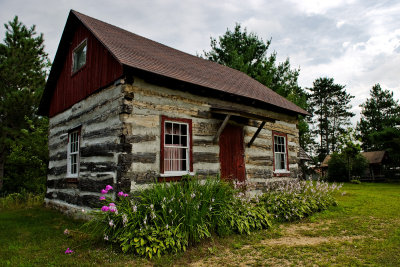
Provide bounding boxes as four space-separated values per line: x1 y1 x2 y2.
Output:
259 179 342 221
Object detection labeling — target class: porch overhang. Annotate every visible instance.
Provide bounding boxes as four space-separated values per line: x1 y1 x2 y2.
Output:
210 104 276 147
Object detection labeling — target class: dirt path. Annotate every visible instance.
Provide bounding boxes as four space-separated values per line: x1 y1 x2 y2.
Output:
189 220 366 266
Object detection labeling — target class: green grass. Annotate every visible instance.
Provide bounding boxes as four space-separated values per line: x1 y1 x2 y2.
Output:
1 183 400 266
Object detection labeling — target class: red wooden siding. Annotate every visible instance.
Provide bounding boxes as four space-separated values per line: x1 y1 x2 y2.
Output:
219 124 246 182
49 24 123 117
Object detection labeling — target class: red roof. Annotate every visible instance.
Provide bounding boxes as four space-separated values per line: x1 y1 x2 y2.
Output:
39 10 309 116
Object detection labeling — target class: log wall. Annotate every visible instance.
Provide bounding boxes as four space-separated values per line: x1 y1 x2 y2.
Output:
45 84 127 213
45 76 300 213
121 77 300 193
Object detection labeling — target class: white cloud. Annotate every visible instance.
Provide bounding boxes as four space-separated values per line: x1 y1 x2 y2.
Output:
287 0 356 15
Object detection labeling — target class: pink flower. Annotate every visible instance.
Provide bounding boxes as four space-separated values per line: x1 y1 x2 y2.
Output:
118 191 124 197
109 203 116 207
105 185 113 191
123 193 129 197
63 229 70 235
101 189 108 194
109 207 117 213
101 206 109 212
65 248 74 254
99 196 106 201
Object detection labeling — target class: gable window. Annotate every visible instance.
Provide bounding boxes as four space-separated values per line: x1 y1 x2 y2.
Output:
72 40 87 73
273 132 289 173
160 116 193 176
67 129 80 177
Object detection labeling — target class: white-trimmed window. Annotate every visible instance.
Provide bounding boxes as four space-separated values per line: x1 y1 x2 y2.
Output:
67 130 80 177
72 40 87 73
273 132 289 172
161 116 193 176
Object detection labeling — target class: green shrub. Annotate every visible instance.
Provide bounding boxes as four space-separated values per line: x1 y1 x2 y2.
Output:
328 153 348 182
0 191 44 209
87 176 271 258
259 179 341 222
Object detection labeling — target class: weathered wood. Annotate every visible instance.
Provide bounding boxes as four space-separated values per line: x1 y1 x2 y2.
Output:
246 168 273 178
219 124 245 181
246 156 273 166
213 114 230 143
193 139 215 146
79 177 114 192
80 162 117 172
247 121 266 148
125 134 156 143
193 152 219 163
48 166 67 176
49 151 67 162
122 171 158 184
211 104 276 123
48 23 123 117
125 153 157 164
82 127 122 139
80 143 131 157
195 169 219 177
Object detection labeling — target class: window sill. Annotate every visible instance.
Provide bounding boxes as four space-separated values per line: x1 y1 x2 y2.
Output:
65 177 79 183
273 170 291 177
160 172 195 177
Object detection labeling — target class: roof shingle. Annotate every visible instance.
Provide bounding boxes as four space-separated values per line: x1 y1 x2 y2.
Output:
72 10 309 116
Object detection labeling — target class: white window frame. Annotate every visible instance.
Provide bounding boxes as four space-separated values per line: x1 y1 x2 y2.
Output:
67 130 80 177
273 133 289 173
72 39 87 73
160 119 194 177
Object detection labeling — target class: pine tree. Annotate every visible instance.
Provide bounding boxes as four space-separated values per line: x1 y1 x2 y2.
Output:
357 84 400 151
308 77 354 163
0 16 50 191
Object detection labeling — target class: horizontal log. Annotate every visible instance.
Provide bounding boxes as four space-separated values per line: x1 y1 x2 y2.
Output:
80 162 117 172
128 153 157 164
49 151 67 162
193 139 215 146
48 165 67 176
46 191 103 208
47 178 79 189
78 177 114 192
125 134 157 144
80 143 131 157
82 127 123 140
193 152 219 163
195 169 219 177
246 168 273 178
122 171 158 184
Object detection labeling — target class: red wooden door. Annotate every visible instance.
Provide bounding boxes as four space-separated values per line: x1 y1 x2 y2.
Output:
219 124 246 181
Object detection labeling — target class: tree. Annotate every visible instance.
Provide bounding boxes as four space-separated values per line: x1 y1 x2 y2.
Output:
0 16 50 192
357 84 400 151
203 24 312 150
308 77 354 163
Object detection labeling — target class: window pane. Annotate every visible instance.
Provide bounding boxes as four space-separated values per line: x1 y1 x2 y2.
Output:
165 134 172 145
181 136 187 146
166 122 172 134
181 160 186 171
181 124 187 135
173 135 180 145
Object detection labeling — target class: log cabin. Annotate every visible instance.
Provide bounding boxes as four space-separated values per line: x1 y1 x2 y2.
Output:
38 10 309 213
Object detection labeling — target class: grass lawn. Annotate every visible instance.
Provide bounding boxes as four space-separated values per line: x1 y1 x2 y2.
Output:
1 182 400 266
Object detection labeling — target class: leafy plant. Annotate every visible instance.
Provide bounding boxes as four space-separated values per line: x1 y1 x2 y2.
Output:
87 176 272 258
259 179 341 222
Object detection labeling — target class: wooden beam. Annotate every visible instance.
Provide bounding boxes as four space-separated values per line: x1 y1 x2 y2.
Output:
247 121 266 148
213 114 231 144
210 105 276 123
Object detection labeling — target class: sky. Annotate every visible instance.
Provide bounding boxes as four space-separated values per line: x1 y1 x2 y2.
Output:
1 0 399 124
